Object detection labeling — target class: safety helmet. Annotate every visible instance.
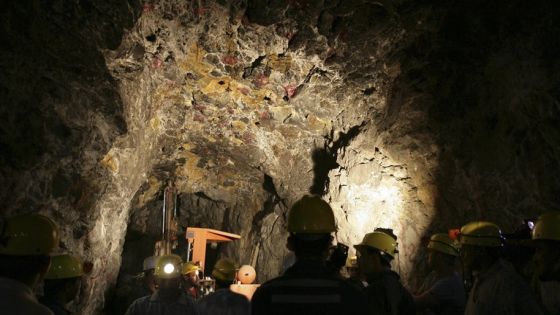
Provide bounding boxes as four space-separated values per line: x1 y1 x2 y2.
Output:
154 255 182 279
237 265 256 284
427 233 459 256
212 258 236 282
45 254 84 279
182 261 200 275
354 231 398 258
143 256 157 271
287 195 336 234
0 213 59 256
459 221 503 247
345 255 358 268
532 212 560 241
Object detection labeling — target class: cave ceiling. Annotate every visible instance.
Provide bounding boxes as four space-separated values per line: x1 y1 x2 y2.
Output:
1 0 560 314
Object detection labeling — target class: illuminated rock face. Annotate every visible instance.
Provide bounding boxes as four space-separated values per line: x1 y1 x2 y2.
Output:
106 5 429 311
327 126 437 284
1 1 560 314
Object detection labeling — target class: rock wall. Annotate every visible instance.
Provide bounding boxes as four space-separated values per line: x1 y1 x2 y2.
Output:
1 0 560 314
0 1 142 313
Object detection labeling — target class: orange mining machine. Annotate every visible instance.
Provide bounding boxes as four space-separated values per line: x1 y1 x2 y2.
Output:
185 227 260 300
154 181 259 299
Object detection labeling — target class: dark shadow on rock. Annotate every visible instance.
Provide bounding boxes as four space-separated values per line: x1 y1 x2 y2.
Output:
401 0 560 289
309 147 339 195
310 123 365 195
251 174 283 229
0 2 144 312
0 0 142 213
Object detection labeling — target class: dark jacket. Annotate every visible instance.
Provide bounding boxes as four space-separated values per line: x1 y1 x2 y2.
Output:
252 259 369 315
196 288 250 315
39 296 71 315
465 260 543 315
364 270 415 315
124 291 197 315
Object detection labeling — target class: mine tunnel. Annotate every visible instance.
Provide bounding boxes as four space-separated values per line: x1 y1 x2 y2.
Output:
1 0 560 314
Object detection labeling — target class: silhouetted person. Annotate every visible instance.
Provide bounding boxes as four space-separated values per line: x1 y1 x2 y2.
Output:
0 213 59 315
40 254 84 315
355 230 414 315
414 233 465 315
344 255 366 290
531 212 560 315
142 256 158 295
252 195 369 315
196 258 250 315
108 255 159 314
460 221 543 315
326 243 349 277
502 220 536 280
125 255 196 315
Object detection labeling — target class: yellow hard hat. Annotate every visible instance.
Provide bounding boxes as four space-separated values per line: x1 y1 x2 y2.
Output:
0 213 59 256
154 255 182 278
354 231 398 258
182 261 200 275
287 195 336 234
532 212 560 241
459 221 503 247
427 233 459 256
212 258 236 282
345 255 358 268
45 254 84 279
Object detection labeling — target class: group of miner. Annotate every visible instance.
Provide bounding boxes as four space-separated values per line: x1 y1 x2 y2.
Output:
1 195 559 315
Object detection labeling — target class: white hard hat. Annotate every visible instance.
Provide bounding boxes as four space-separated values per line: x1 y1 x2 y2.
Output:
143 256 157 271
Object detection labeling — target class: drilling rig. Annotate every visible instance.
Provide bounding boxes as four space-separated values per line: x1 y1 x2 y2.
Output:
154 182 178 256
151 181 259 299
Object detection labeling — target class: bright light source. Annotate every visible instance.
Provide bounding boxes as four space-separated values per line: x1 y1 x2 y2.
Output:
164 263 175 274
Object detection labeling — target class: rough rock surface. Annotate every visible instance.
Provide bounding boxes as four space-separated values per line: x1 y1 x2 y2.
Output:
1 0 560 314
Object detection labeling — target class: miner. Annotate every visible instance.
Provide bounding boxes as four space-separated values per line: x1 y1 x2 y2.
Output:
125 254 196 315
531 212 560 315
196 258 250 315
0 213 59 315
251 195 369 315
413 233 465 314
182 261 201 300
355 229 415 315
460 221 543 315
40 254 84 315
